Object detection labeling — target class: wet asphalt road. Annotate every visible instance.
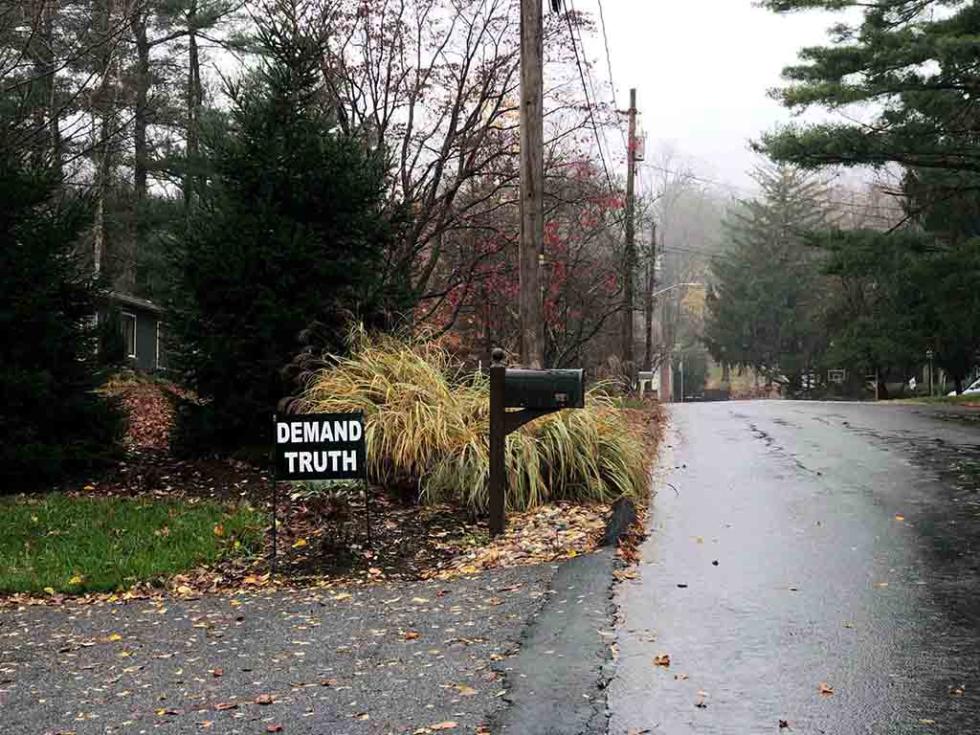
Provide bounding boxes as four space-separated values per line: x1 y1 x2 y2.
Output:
608 401 980 734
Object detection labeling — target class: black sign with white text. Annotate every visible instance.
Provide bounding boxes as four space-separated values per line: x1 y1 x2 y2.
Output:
273 412 366 481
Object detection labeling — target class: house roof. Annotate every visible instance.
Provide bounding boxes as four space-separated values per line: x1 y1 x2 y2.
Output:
106 291 164 315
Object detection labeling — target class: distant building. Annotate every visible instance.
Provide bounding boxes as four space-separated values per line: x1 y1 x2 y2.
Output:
101 291 165 372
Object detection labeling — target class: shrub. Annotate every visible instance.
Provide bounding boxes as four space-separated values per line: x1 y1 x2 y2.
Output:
0 156 121 489
169 16 410 453
299 333 649 512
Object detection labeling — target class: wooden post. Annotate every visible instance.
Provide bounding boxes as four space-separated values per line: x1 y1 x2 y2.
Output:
519 0 545 369
488 349 507 537
622 88 638 386
644 220 657 371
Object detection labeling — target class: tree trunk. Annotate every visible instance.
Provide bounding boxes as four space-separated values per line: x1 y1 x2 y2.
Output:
92 0 120 280
184 0 201 211
132 9 150 203
26 0 61 173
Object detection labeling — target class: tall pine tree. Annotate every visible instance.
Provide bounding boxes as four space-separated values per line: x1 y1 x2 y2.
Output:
169 8 407 451
0 144 120 487
761 0 980 391
705 165 831 393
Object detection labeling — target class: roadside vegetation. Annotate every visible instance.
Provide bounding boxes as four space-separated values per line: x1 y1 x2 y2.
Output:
298 333 650 513
0 0 669 600
704 1 980 399
0 494 262 594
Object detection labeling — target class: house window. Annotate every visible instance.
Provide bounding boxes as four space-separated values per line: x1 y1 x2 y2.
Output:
121 312 137 359
155 320 163 369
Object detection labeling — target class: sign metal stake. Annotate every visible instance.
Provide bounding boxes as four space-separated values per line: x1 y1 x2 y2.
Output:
272 411 370 560
363 460 373 547
270 414 280 575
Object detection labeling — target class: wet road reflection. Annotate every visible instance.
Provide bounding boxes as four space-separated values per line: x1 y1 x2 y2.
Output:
608 401 980 734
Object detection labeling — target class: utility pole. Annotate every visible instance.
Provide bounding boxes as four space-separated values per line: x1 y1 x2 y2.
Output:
644 220 657 371
519 0 545 368
622 88 638 385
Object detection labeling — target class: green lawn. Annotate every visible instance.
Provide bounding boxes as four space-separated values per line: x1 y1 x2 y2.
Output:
0 494 263 594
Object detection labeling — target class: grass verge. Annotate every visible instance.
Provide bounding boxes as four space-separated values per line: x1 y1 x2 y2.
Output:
909 394 980 406
0 494 263 594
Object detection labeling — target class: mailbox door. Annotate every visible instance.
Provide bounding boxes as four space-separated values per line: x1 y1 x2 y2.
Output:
503 369 585 409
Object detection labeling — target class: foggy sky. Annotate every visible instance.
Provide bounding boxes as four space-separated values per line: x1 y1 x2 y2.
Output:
581 0 849 192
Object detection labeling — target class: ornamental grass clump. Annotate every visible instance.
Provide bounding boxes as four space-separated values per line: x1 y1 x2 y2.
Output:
299 333 648 512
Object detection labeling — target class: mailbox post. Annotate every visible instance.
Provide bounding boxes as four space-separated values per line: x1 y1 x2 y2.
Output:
488 348 585 536
488 351 508 538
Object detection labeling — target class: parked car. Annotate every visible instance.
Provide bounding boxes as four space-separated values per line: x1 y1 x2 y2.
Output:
948 376 980 396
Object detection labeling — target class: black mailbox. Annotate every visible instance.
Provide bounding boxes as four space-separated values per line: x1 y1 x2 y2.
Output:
503 368 586 410
487 349 587 538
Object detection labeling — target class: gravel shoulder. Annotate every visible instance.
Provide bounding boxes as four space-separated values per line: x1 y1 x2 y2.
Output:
0 565 557 734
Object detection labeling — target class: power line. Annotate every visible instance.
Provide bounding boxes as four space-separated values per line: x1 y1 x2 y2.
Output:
563 4 615 194
567 1 617 173
567 2 615 137
594 0 628 149
639 162 904 222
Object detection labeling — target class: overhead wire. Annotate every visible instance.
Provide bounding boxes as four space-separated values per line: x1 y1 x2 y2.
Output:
639 162 905 222
594 0 628 149
562 0 616 194
567 0 619 160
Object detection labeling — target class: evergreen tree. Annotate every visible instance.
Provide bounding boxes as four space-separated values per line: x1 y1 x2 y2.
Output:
704 166 832 393
169 12 407 451
760 1 980 178
0 151 120 488
761 0 980 391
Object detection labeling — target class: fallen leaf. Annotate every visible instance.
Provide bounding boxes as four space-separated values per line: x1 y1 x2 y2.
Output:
214 702 238 711
213 524 225 537
266 726 284 733
254 694 275 705
653 653 671 667
894 514 905 522
210 668 224 678
319 678 338 687
68 575 84 586
818 682 834 696
403 630 421 641
292 538 308 549
454 684 477 696
106 633 123 642
430 723 457 731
